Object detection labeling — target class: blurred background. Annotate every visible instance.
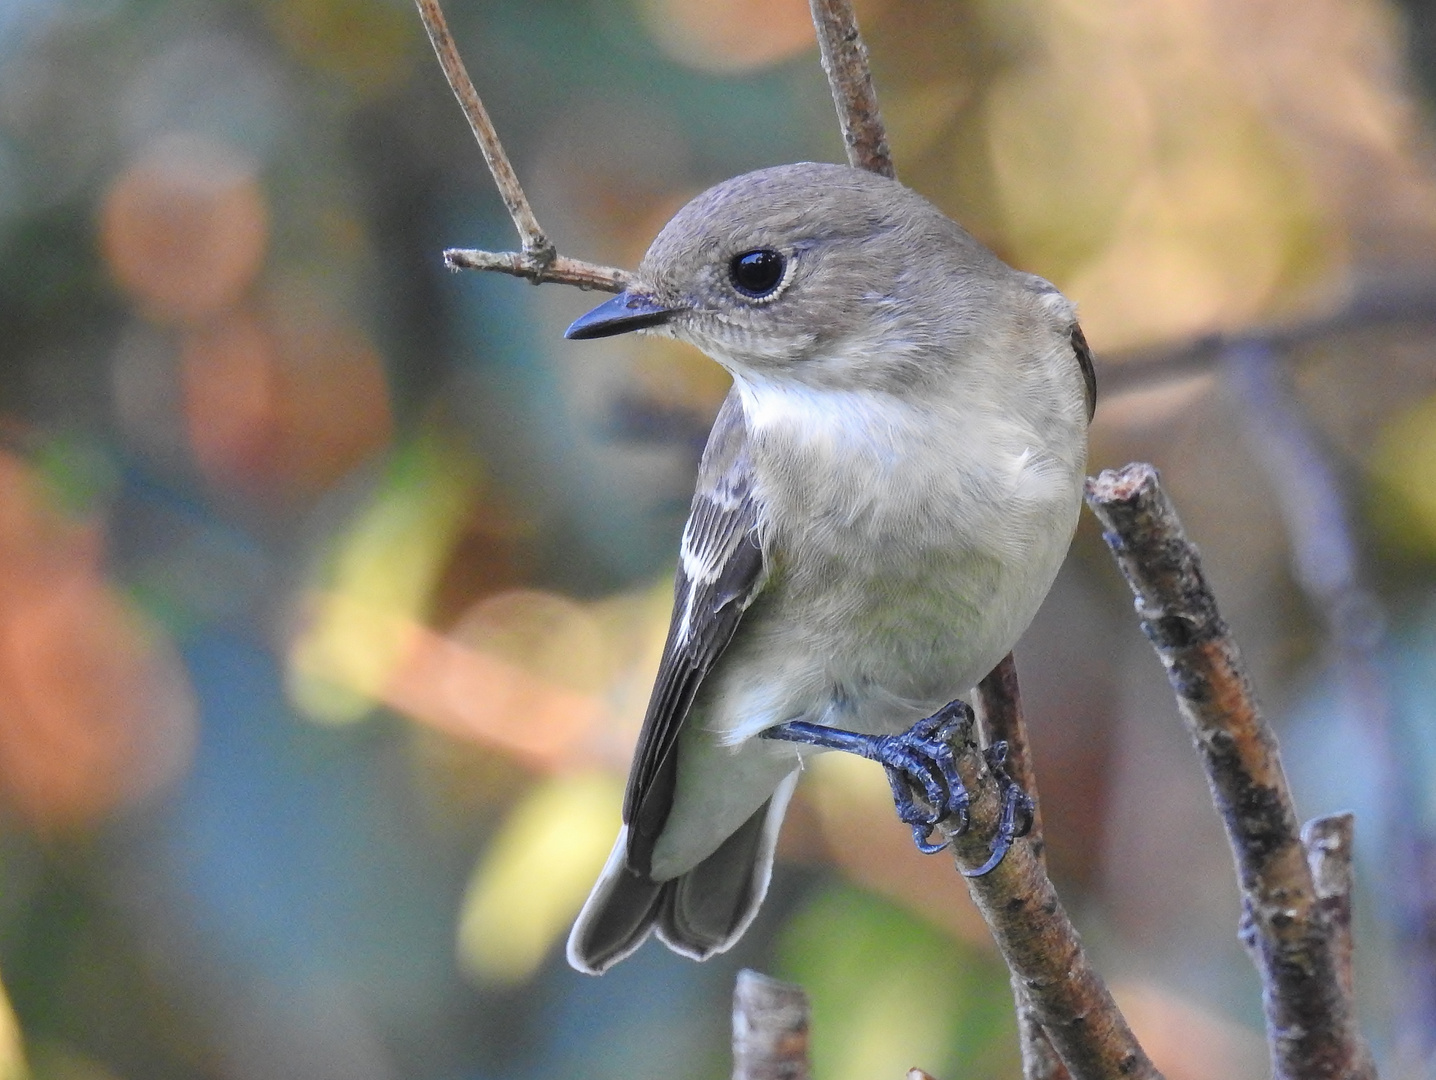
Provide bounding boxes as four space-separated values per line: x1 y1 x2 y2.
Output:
1 0 1436 1077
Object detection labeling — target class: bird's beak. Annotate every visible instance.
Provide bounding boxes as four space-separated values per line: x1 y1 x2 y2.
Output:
564 290 682 340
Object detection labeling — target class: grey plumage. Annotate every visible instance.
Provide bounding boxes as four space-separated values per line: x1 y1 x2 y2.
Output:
566 162 1093 974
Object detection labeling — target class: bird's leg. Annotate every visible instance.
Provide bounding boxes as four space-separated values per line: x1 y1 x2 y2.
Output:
761 700 977 857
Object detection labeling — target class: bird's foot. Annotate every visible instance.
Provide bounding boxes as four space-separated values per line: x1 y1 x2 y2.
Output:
872 700 972 854
760 701 972 855
761 700 1033 873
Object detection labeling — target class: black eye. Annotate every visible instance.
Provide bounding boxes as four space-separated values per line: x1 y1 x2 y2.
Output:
728 249 787 299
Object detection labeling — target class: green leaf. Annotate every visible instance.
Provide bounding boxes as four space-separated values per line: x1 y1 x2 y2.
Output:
777 883 1018 1080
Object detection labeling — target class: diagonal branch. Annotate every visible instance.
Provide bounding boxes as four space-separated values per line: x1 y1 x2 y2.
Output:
935 704 1162 1080
412 0 631 291
1225 341 1436 1047
1084 463 1376 1080
975 655 1071 1080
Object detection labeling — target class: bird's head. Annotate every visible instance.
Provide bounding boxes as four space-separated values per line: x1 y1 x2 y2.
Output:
566 162 1012 393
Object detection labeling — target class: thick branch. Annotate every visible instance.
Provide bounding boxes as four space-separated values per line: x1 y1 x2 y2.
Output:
807 0 896 178
1084 463 1375 1080
732 970 810 1080
975 654 1070 1080
935 706 1162 1080
1227 343 1436 1044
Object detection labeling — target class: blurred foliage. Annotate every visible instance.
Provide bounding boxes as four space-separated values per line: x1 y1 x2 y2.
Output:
290 428 483 724
457 772 623 984
1371 391 1436 557
0 966 28 1080
778 884 1018 1080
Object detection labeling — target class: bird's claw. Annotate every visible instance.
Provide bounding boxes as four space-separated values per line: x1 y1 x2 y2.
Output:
876 700 973 854
880 706 1035 874
960 740 1035 877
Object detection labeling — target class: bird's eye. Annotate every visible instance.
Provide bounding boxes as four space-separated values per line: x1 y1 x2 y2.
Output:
728 249 787 299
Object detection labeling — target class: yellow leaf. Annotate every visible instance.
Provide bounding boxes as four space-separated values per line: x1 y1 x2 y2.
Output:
289 431 482 724
0 967 29 1080
457 773 624 983
1370 392 1436 555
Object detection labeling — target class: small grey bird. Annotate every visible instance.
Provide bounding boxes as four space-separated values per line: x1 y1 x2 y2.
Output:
563 162 1095 975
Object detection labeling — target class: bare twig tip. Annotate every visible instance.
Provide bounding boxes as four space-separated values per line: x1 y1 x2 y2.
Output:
733 970 811 1080
1084 463 1161 505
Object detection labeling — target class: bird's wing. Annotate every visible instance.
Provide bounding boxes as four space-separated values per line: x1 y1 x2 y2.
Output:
1072 322 1097 423
623 388 767 877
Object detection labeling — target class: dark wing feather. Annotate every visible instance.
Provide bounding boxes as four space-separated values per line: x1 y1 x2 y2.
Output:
1071 322 1097 423
623 389 766 877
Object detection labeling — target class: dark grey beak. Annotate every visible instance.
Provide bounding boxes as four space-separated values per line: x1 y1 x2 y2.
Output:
565 290 682 340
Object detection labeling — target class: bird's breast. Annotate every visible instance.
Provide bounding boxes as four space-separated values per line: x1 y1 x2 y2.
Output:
713 375 1083 738
737 378 1075 560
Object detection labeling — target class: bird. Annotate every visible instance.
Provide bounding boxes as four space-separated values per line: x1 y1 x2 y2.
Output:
561 161 1095 975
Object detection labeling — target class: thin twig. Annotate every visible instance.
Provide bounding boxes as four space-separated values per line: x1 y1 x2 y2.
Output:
414 0 550 260
732 969 810 1080
936 706 1163 1080
443 248 632 292
807 0 896 178
413 0 631 290
1084 463 1376 1080
975 654 1070 1080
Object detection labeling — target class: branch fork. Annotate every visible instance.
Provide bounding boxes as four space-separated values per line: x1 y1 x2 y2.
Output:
414 0 631 293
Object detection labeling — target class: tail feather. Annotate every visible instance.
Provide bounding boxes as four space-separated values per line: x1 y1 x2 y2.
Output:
565 826 666 975
567 770 798 974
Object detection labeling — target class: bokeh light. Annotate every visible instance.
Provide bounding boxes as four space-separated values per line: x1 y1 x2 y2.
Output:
0 451 195 830
100 135 268 325
639 0 887 73
180 304 393 496
457 772 624 984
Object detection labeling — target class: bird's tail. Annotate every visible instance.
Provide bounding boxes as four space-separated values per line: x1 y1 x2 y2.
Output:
566 769 799 975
